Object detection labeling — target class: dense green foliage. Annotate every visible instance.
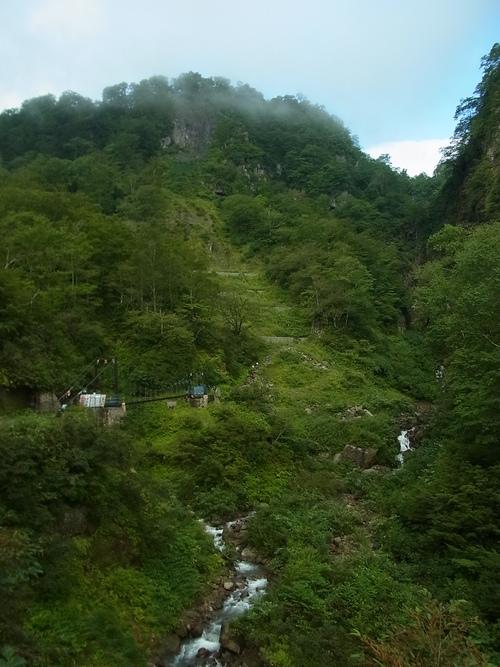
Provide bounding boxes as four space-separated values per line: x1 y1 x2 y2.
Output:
1 44 500 666
0 410 222 666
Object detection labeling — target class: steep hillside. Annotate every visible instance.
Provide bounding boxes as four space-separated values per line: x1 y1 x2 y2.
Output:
436 43 500 225
1 51 500 666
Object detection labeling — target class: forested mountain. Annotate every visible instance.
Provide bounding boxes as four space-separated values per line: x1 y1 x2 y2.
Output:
0 70 437 399
0 45 499 667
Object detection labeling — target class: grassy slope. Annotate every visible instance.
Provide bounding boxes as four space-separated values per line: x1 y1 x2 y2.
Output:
1 243 444 667
130 249 427 665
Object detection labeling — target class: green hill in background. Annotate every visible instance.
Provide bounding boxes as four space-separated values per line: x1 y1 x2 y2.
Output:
0 44 500 667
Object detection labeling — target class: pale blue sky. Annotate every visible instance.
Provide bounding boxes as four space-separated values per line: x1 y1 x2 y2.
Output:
1 0 499 174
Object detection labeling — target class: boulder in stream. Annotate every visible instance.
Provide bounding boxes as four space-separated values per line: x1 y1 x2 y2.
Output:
161 633 180 654
240 547 258 562
220 620 241 654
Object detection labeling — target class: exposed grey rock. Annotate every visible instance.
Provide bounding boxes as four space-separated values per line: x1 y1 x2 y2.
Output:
262 336 296 344
220 620 241 654
189 621 203 638
362 465 391 475
36 391 59 413
161 633 181 654
174 622 188 638
241 547 258 562
342 445 378 469
171 117 214 155
338 405 374 420
333 453 343 464
197 647 212 660
57 506 89 537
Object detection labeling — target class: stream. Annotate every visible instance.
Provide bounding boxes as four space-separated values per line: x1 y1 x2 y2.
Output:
396 429 413 466
166 519 268 667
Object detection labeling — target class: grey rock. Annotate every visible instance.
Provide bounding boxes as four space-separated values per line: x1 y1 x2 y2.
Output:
36 391 59 413
362 465 391 475
161 633 180 654
57 506 89 537
197 647 212 659
220 620 241 654
342 445 378 469
339 405 374 420
241 547 258 562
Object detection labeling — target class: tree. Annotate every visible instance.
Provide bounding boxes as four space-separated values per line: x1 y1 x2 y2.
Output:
360 599 489 667
220 291 253 336
416 222 500 461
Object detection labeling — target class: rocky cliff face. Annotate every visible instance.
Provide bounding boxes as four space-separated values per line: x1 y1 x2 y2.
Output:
164 115 215 155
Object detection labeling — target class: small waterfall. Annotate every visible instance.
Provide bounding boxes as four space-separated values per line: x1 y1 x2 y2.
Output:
203 523 224 552
396 429 412 466
168 519 267 667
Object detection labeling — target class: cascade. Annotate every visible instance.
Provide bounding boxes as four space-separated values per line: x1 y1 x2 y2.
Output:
396 429 412 466
167 518 267 667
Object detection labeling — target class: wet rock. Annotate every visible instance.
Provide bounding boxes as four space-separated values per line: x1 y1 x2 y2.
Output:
220 620 241 654
342 445 378 469
396 403 435 445
411 425 425 448
224 581 235 591
156 657 170 667
174 622 188 638
189 621 203 638
161 633 181 654
197 647 212 660
177 610 205 638
241 547 258 562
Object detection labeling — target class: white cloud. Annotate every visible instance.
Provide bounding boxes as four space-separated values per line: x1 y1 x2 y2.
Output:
0 91 25 111
366 139 451 176
29 0 105 38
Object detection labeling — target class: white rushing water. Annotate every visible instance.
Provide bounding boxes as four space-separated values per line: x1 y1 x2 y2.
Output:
169 520 268 667
203 523 224 552
396 429 412 466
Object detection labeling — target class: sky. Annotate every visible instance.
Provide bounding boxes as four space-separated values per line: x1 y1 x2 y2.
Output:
1 0 499 176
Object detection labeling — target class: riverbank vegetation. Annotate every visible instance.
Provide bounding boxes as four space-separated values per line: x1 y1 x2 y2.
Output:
1 44 500 666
